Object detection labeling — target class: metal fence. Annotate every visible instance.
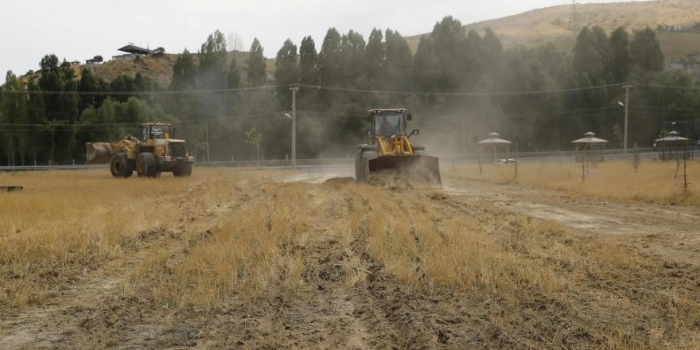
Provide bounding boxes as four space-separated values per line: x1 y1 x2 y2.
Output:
0 147 692 172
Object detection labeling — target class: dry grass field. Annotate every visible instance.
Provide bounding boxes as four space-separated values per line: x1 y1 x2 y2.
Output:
446 160 700 204
1 166 700 349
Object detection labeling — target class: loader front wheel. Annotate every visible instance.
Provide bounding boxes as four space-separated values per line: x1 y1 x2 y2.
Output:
356 151 376 183
355 150 365 183
110 153 133 178
173 164 192 177
136 152 158 178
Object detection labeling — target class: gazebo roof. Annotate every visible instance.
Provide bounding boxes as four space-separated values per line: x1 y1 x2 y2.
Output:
655 131 689 143
572 131 609 144
118 44 151 55
477 132 512 145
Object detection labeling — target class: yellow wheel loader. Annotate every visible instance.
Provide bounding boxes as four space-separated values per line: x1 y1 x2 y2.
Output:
85 123 195 178
355 108 441 185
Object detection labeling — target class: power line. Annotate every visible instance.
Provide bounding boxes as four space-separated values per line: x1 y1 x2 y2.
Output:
639 84 700 91
297 82 630 96
0 111 287 128
2 82 698 97
0 84 290 96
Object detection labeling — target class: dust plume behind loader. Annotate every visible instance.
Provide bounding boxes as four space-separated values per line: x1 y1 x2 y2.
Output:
86 123 194 178
355 108 441 185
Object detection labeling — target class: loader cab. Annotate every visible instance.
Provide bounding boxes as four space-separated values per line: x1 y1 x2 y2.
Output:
368 109 411 138
141 123 171 141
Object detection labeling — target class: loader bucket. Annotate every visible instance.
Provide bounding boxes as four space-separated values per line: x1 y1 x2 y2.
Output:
368 155 442 186
85 142 114 164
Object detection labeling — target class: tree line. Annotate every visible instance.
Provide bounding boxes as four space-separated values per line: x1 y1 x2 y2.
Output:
1 16 699 165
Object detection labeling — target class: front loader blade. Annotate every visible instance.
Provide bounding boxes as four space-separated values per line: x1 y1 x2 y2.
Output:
85 142 114 164
368 155 442 186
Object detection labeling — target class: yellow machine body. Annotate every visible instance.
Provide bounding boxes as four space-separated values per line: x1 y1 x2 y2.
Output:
85 123 194 178
355 109 441 185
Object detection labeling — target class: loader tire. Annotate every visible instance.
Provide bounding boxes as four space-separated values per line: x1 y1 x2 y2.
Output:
173 164 192 177
110 153 133 178
136 152 158 178
359 151 377 183
355 150 364 183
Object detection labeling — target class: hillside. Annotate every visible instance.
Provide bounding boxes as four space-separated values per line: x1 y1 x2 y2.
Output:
21 51 276 89
25 0 700 87
407 0 700 61
84 51 275 88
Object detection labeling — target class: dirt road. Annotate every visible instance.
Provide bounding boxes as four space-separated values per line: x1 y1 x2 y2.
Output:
443 175 700 267
1 168 699 349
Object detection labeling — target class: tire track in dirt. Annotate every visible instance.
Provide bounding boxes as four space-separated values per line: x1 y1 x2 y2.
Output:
261 184 398 349
443 178 700 266
5 170 700 349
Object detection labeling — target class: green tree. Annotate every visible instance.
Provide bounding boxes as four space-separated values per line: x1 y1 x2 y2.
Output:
245 126 263 161
572 26 611 80
25 76 44 163
535 44 569 85
317 28 343 109
78 68 99 110
412 35 440 93
246 38 267 87
318 28 342 88
383 29 412 91
99 97 118 139
227 56 241 89
274 39 299 108
481 28 504 75
431 16 472 92
133 72 154 92
298 36 318 103
462 30 485 90
381 29 413 106
608 27 633 84
339 30 366 87
631 27 664 72
38 54 62 122
43 119 67 165
365 28 384 87
110 75 136 102
0 71 28 165
170 49 198 91
199 30 228 89
497 48 562 149
633 70 700 145
37 56 78 162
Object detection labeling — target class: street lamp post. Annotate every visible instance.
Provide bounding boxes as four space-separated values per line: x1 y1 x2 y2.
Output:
288 86 299 170
622 84 634 156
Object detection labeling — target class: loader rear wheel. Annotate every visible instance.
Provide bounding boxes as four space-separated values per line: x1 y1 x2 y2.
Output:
110 153 133 178
136 152 158 178
173 164 192 177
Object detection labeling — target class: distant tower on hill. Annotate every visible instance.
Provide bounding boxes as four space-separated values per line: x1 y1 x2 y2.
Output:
572 0 577 38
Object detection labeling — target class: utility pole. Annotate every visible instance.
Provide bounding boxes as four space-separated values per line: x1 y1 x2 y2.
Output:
462 119 466 155
290 85 299 170
622 84 634 156
205 121 210 162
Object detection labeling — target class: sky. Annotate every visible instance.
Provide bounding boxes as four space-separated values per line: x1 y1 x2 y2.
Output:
0 0 648 78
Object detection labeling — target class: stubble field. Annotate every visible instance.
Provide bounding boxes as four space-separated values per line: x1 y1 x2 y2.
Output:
1 163 699 349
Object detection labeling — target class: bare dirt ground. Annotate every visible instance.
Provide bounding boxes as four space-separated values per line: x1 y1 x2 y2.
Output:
443 176 700 267
1 168 699 349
